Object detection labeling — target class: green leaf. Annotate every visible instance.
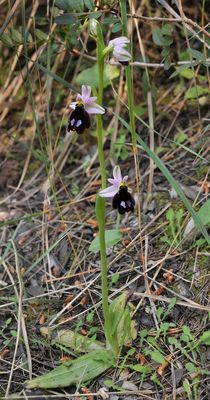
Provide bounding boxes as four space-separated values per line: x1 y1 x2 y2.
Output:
26 349 115 389
76 64 120 89
0 33 13 46
89 229 122 252
10 28 23 43
170 65 194 79
55 0 71 9
178 68 194 79
151 372 164 388
199 331 210 346
35 29 48 41
166 208 174 222
110 272 120 286
152 28 173 46
55 0 84 11
112 22 122 33
175 132 188 144
162 298 177 320
104 379 123 391
109 292 136 347
150 351 165 364
109 292 127 337
54 14 75 24
131 364 152 374
161 24 173 36
84 0 94 9
89 11 102 19
187 48 206 64
40 327 105 353
185 362 196 372
185 85 210 99
198 199 210 225
164 55 171 70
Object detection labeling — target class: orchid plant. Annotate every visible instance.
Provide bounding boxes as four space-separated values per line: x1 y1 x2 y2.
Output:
27 3 137 391
67 28 135 354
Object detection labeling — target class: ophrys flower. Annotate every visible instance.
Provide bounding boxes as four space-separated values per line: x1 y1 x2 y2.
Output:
68 85 105 134
99 166 135 214
108 36 131 63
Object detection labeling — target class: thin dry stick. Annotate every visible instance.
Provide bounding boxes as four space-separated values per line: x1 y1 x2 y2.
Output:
5 261 26 395
71 48 210 68
0 0 20 35
129 12 210 36
190 246 199 290
144 235 159 330
12 240 32 379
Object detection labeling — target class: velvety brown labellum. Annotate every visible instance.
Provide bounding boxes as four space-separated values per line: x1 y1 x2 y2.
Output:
112 185 135 214
68 104 91 134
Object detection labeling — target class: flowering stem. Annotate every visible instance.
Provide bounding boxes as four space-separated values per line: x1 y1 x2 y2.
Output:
95 24 119 355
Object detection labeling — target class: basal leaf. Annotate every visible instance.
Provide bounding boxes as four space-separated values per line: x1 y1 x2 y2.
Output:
89 229 122 252
26 350 115 389
40 327 104 353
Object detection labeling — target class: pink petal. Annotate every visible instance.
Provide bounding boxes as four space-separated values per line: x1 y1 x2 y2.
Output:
109 37 129 46
81 85 92 102
81 85 87 99
85 103 105 114
122 175 128 182
85 96 97 106
113 48 131 61
87 96 97 103
76 93 82 101
108 178 119 186
99 185 118 198
86 86 91 98
113 166 122 183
